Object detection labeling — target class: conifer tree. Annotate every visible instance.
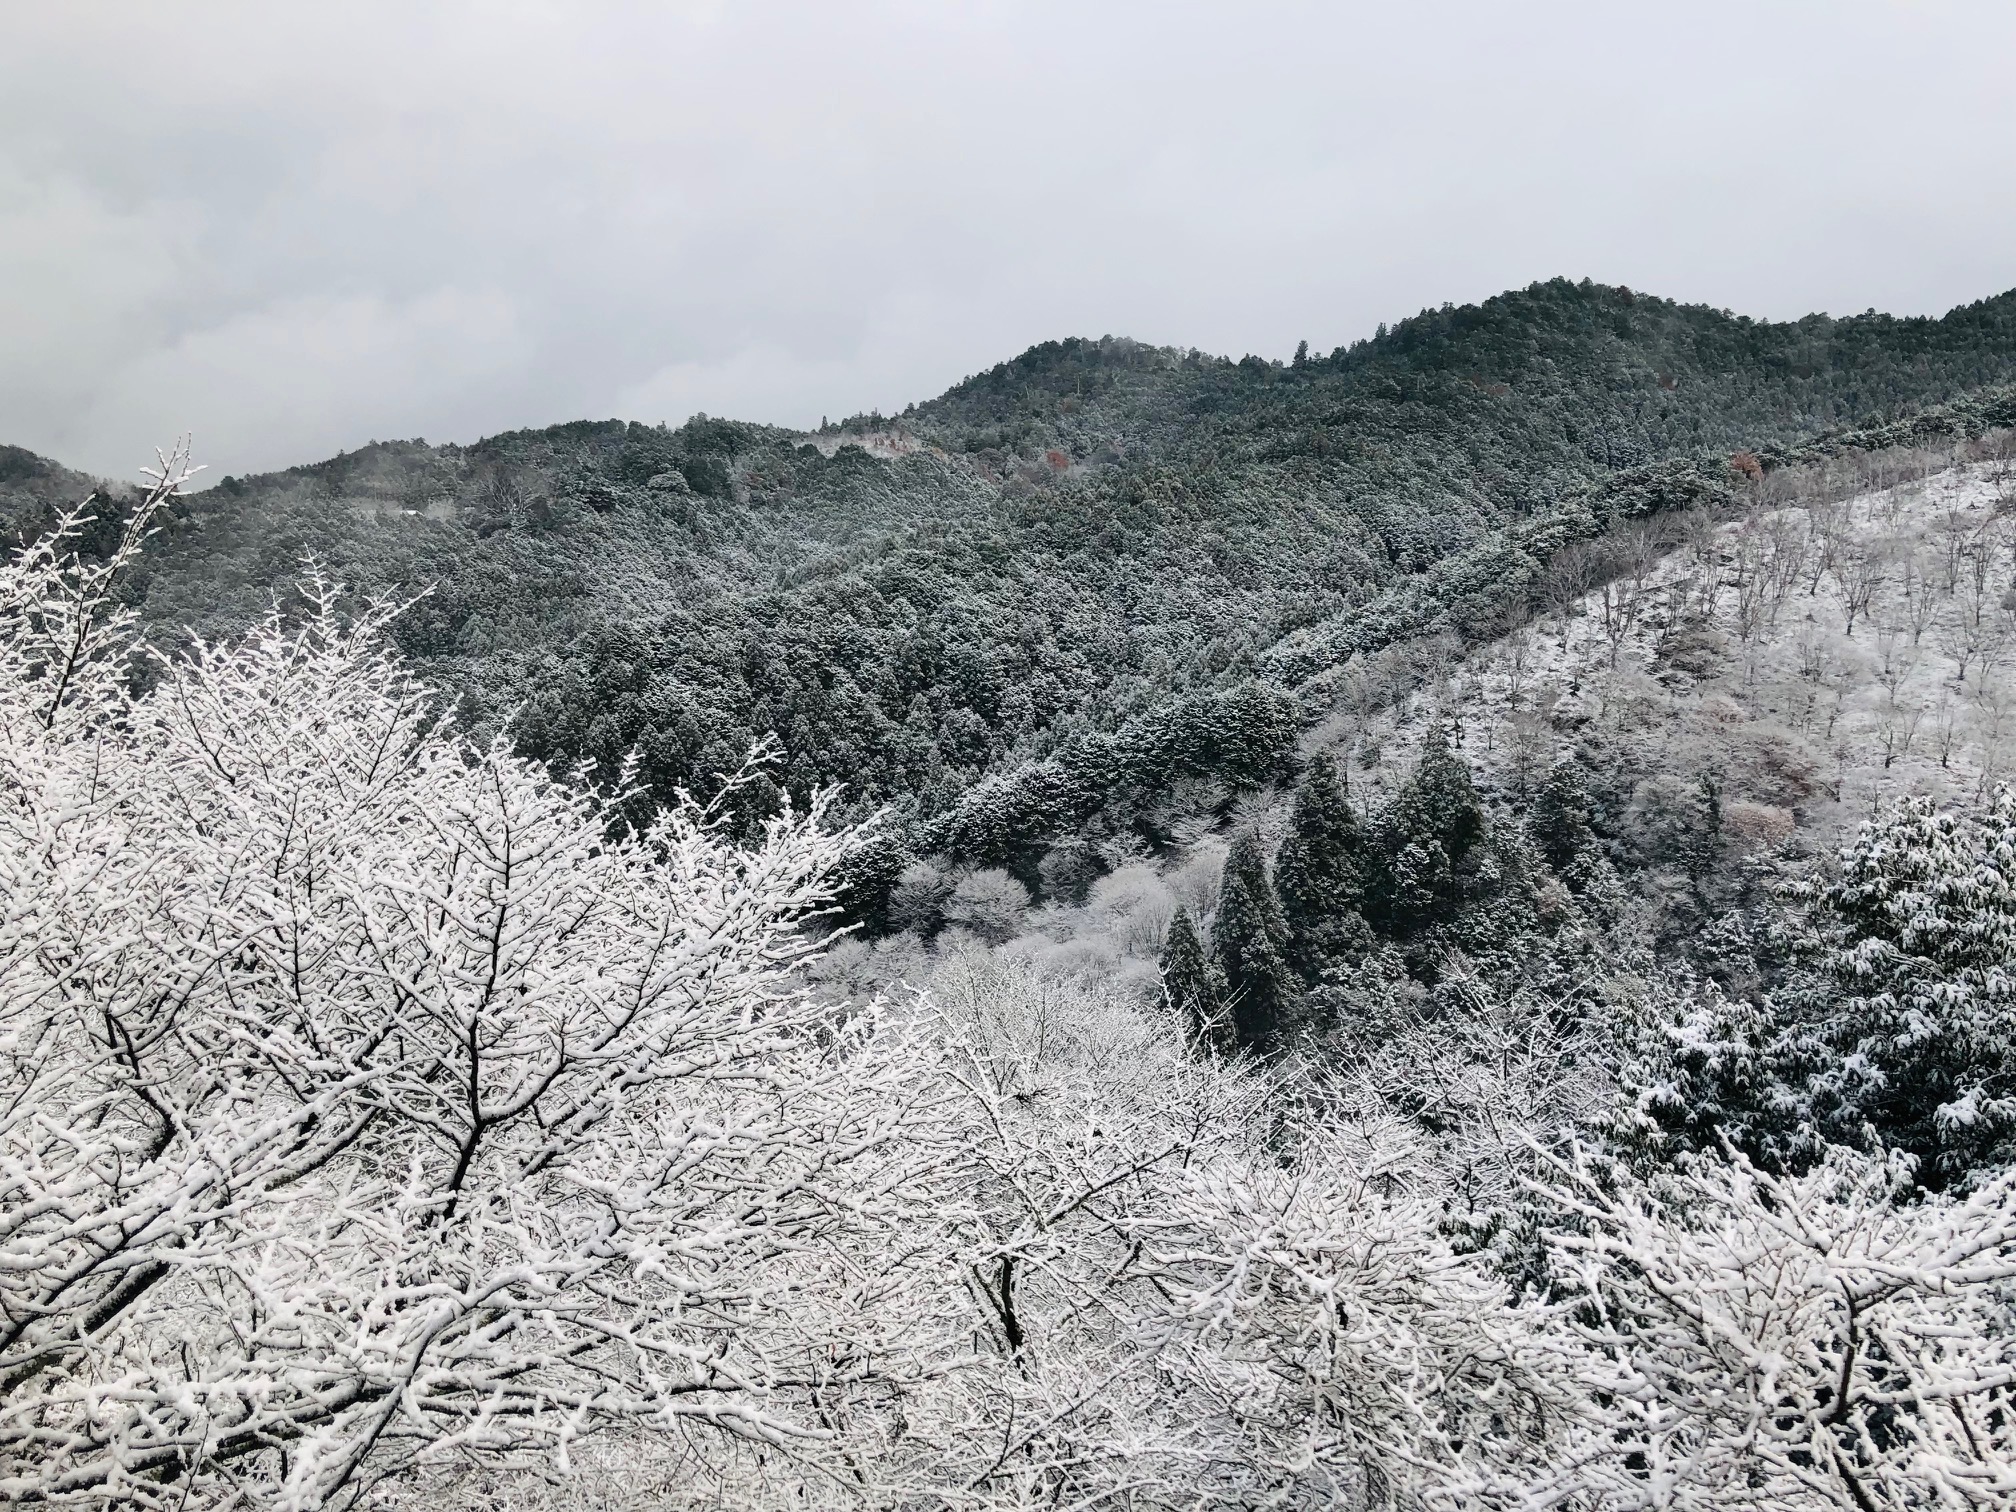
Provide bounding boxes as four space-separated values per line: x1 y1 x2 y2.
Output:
1393 722 1486 863
1159 905 1227 1054
1686 771 1724 900
1274 751 1375 980
1369 722 1488 935
1528 759 1596 873
1628 787 2016 1190
1792 787 2016 1187
1213 834 1301 1053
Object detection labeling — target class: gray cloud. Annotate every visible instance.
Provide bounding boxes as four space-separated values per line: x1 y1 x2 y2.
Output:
5 0 2014 478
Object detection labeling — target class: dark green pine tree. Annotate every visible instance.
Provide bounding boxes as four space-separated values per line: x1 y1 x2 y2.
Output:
1369 721 1488 935
1528 759 1596 874
1274 752 1375 981
1213 834 1301 1054
1159 905 1227 1055
1687 772 1725 901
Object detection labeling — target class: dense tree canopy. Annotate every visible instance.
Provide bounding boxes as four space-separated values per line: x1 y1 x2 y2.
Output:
5 280 2010 921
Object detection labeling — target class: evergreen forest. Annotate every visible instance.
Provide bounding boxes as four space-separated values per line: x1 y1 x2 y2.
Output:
7 277 2014 910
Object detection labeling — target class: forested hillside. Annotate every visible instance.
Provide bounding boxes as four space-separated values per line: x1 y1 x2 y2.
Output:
10 278 2016 916
914 436 2016 1159
11 442 2016 1510
14 283 2016 1510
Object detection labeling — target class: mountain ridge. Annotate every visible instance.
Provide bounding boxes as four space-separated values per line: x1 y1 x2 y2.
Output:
8 275 2016 919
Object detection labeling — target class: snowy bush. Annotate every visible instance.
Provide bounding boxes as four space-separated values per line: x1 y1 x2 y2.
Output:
1529 1145 2016 1510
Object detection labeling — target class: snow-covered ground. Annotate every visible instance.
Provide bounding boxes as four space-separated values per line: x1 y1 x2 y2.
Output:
1316 459 2016 855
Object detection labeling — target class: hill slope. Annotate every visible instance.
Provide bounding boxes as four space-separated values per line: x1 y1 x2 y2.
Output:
13 278 2016 906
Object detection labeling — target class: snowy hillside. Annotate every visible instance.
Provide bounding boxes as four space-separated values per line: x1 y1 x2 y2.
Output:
1332 451 2016 850
15 415 2016 1512
827 443 2016 1001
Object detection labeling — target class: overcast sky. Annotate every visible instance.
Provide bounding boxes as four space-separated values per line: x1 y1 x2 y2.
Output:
5 1 2014 479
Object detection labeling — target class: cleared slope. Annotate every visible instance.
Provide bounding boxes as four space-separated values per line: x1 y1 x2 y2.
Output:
1320 440 2016 935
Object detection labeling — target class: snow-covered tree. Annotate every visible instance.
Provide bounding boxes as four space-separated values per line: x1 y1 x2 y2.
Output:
1794 787 2016 1185
0 458 952 1508
1367 720 1490 936
1528 1144 2016 1510
1273 751 1375 981
940 865 1032 943
1158 903 1225 1053
1129 1124 1566 1509
1624 784 2016 1190
1211 834 1299 1053
1528 757 1598 874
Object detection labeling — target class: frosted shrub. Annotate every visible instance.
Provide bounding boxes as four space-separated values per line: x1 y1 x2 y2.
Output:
939 865 1031 943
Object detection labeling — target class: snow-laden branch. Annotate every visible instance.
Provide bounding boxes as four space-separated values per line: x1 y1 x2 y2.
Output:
1522 1144 2016 1510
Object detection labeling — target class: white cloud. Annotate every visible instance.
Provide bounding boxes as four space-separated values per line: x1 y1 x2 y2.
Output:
71 288 533 480
612 289 1000 429
0 170 199 444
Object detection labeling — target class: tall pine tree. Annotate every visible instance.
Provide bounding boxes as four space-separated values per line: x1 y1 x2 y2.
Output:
1274 751 1375 981
1368 721 1488 936
1213 834 1301 1054
1159 905 1227 1055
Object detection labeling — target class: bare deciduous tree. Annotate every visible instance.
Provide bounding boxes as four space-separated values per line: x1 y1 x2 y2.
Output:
1829 538 1891 636
1596 576 1642 670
